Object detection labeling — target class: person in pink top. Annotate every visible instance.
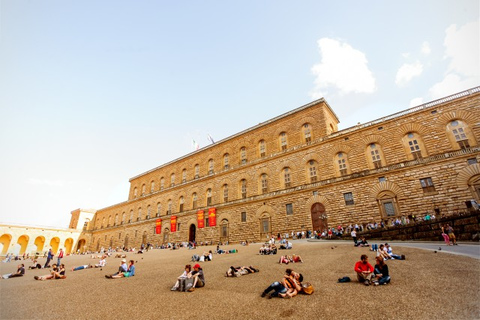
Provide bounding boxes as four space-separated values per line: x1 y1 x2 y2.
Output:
354 254 374 286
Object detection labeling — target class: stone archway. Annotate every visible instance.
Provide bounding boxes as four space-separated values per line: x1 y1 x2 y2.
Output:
17 235 29 255
34 236 45 253
0 234 12 255
64 238 74 254
189 224 196 242
76 239 86 253
163 228 170 244
311 203 328 232
50 237 60 254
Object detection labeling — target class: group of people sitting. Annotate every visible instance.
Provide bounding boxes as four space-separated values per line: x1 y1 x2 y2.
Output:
372 243 405 260
278 254 303 264
261 268 304 299
34 263 66 280
279 241 293 250
259 244 277 255
170 263 205 292
105 259 135 279
354 254 390 286
191 251 213 262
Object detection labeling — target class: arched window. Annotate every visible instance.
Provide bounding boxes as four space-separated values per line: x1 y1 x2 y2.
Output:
182 169 187 183
240 147 247 164
157 203 161 217
279 132 288 151
167 200 172 215
308 160 318 182
261 174 268 193
223 184 228 202
192 193 198 209
114 214 118 226
122 212 126 224
170 173 175 187
447 120 472 149
283 168 291 188
336 152 349 176
146 205 151 219
368 143 383 169
179 196 184 212
137 208 142 221
133 187 138 198
224 153 230 169
101 217 105 228
240 179 247 199
160 177 165 190
108 215 111 227
303 123 312 143
129 210 134 223
259 140 266 158
141 184 146 195
208 159 214 174
206 189 212 206
403 132 425 160
194 164 200 179
150 180 155 193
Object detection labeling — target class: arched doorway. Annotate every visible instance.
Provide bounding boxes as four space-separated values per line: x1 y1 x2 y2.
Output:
17 235 29 255
220 219 229 243
50 237 60 254
142 231 147 246
259 214 271 240
0 234 12 255
311 203 328 232
189 224 196 242
124 235 129 249
64 238 74 254
34 236 45 253
76 239 86 253
163 228 170 244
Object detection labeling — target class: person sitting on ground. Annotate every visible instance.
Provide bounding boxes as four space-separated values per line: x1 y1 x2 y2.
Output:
95 256 107 268
292 254 303 263
72 264 93 271
105 259 128 278
203 251 213 261
373 256 390 285
28 259 42 269
261 269 303 299
34 264 65 280
354 254 374 286
355 237 369 247
377 244 391 260
226 265 259 277
269 244 278 255
279 255 292 264
115 253 127 258
1 264 25 279
110 260 135 279
171 264 192 291
384 243 404 260
187 263 205 292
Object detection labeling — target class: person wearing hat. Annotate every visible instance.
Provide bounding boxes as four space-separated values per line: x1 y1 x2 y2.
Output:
105 259 128 278
187 264 205 292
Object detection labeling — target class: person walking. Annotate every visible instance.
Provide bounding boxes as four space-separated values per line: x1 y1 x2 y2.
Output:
57 249 64 266
44 248 54 268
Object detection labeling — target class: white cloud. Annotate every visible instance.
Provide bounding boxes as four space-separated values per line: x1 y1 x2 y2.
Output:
421 42 431 55
428 20 480 99
409 97 424 107
402 52 410 59
429 74 479 99
395 61 424 86
444 21 479 78
310 38 376 99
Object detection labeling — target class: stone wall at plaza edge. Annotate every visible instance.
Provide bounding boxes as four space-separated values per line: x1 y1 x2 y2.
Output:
355 211 480 242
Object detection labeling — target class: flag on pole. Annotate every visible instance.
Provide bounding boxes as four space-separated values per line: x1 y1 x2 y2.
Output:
207 134 215 144
192 139 199 150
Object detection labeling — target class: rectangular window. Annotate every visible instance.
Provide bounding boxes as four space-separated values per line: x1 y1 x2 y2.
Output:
177 223 180 231
378 177 387 182
207 197 212 206
343 192 354 205
205 217 210 227
179 204 184 212
241 212 247 222
468 158 478 165
286 203 293 215
420 177 436 193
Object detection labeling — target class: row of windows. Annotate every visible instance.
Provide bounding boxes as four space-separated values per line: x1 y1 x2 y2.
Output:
132 120 475 198
98 170 465 229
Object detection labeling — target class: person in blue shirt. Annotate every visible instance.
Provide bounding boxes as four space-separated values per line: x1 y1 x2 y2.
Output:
111 260 135 279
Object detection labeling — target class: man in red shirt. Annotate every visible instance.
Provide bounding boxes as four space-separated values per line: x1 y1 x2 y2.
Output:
354 254 374 286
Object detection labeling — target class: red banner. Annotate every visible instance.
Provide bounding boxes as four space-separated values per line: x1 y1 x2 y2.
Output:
155 219 162 234
197 210 205 228
208 208 216 227
171 216 177 232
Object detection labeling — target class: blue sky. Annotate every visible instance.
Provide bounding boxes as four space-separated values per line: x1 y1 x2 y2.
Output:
0 0 478 228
